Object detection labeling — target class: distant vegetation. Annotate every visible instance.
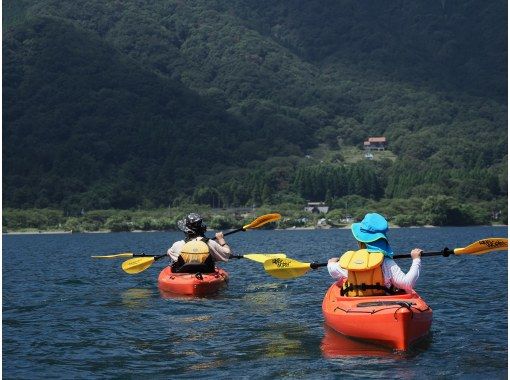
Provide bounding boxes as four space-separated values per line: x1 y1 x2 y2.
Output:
3 194 506 233
2 1 507 229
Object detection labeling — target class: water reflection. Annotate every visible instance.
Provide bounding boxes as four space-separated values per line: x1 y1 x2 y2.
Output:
321 326 433 358
188 359 227 371
264 330 303 358
242 282 289 311
159 289 199 300
244 282 288 292
120 288 153 308
321 326 395 358
158 289 226 300
177 315 213 323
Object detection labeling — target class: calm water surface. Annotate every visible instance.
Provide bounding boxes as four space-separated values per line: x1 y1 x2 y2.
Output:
3 227 508 379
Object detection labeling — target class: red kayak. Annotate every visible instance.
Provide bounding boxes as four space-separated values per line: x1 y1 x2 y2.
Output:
322 281 433 351
157 266 229 296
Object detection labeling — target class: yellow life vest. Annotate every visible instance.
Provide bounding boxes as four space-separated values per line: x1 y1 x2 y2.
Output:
180 240 210 264
339 249 386 297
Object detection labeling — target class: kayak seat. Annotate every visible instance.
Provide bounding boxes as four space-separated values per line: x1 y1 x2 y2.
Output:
175 263 215 274
172 255 216 273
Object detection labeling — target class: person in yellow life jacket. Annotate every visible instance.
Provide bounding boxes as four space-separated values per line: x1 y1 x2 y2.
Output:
327 213 422 296
167 213 232 273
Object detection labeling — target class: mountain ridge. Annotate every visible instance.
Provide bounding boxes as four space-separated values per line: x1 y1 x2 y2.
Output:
2 1 507 215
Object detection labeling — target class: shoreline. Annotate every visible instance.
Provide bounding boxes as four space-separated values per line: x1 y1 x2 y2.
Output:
3 224 507 235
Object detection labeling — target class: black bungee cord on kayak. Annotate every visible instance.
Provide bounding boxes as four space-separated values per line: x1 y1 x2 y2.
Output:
333 302 431 319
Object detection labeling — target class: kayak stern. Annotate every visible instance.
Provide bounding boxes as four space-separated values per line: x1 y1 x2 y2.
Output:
158 266 229 296
322 282 433 351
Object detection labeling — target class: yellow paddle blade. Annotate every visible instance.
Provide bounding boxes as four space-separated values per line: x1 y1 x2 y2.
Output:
121 257 156 274
243 253 286 263
263 257 312 279
243 213 281 230
454 238 508 255
91 253 134 259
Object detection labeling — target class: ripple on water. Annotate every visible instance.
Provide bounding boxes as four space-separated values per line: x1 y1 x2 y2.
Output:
2 227 508 379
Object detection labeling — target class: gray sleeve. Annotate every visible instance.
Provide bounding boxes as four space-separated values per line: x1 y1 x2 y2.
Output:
167 241 183 262
208 239 231 262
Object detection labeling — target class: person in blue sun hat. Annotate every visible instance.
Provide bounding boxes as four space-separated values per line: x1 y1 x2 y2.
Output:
328 213 423 296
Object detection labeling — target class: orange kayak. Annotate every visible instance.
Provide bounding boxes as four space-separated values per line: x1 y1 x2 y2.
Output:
157 266 229 296
322 281 433 351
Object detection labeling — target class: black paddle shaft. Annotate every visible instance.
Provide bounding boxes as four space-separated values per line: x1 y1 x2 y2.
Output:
133 253 167 260
207 227 245 240
393 247 454 259
313 247 455 267
218 227 245 238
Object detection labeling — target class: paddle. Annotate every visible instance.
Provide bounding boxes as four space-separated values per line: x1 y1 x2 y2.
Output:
219 213 281 238
263 237 508 280
92 253 151 259
92 213 282 260
263 258 327 279
93 252 286 261
394 237 508 258
92 252 168 274
122 254 167 274
122 253 287 275
230 253 287 263
121 213 282 274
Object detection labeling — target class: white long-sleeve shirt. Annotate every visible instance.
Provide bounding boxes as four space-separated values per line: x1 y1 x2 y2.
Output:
327 257 421 293
167 237 232 262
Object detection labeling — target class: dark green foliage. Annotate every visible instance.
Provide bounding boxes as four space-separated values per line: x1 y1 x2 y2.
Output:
229 0 507 101
293 162 384 201
3 208 65 230
2 1 507 227
3 16 307 209
421 195 492 226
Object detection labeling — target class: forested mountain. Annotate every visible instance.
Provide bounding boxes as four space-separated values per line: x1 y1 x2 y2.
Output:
3 0 507 224
3 15 312 209
231 0 507 100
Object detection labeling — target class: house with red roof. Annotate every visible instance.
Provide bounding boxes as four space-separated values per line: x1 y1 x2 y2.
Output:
363 137 387 151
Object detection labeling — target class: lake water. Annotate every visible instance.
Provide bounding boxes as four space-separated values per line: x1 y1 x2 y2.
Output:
3 226 508 379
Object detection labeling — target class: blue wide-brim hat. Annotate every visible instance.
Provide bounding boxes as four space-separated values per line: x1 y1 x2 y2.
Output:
351 213 389 243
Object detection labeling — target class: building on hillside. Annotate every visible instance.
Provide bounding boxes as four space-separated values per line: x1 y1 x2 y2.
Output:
304 202 329 214
363 137 387 151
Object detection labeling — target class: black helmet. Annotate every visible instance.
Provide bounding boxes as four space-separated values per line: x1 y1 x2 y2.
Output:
177 213 207 236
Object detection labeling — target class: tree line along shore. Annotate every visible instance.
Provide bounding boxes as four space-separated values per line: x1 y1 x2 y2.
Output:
3 195 507 233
